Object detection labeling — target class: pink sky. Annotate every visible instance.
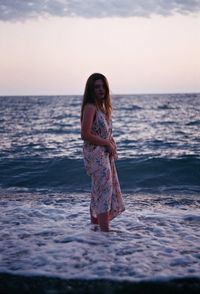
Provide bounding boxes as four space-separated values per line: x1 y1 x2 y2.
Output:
0 3 200 95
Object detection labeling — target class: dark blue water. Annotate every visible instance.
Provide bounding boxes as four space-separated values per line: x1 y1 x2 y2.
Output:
0 94 200 281
0 94 199 194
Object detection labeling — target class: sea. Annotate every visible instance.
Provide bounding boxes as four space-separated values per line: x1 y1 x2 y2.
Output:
0 94 200 292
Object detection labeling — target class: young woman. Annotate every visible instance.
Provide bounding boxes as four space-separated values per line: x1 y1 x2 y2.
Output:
81 73 125 232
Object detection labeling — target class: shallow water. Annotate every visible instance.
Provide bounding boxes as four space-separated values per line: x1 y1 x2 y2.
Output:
1 191 200 281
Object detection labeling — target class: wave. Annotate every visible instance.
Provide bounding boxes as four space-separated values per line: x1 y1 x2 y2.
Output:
0 155 199 193
118 156 200 193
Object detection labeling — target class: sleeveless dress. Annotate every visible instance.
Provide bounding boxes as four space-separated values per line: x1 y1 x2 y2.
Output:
83 108 125 220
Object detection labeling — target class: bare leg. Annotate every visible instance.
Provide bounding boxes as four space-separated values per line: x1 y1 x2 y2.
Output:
98 212 109 232
90 207 98 224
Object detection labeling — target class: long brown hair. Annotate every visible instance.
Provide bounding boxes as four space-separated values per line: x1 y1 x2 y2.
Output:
81 73 112 121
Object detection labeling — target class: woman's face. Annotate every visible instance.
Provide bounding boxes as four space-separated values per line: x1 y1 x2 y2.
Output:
94 79 106 101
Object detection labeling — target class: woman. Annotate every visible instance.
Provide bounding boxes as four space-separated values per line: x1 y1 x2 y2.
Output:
81 73 125 232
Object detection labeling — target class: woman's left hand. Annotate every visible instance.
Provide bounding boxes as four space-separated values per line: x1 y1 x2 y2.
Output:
110 137 118 159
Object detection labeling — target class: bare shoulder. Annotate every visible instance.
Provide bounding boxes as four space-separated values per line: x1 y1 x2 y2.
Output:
83 103 96 116
84 103 96 112
82 103 96 123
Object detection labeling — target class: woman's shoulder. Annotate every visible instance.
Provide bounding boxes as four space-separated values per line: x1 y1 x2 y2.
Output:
84 103 96 112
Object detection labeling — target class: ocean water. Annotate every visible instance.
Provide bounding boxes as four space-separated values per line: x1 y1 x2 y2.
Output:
0 94 200 283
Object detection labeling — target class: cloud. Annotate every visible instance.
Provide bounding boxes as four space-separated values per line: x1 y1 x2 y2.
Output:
0 0 200 21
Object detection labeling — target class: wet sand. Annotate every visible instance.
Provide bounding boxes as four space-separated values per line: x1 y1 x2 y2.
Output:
0 273 200 294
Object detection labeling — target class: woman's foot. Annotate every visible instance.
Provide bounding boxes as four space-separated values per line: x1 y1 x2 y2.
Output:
91 215 98 224
98 212 109 232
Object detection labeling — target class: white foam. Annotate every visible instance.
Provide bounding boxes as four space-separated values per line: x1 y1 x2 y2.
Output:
0 192 200 281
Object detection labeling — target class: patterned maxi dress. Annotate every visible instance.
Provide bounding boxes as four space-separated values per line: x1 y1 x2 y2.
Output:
83 108 125 220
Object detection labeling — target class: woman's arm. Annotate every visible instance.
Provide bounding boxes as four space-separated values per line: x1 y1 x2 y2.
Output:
81 104 108 146
81 104 115 155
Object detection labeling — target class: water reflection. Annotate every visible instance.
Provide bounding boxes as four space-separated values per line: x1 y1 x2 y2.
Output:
0 94 200 159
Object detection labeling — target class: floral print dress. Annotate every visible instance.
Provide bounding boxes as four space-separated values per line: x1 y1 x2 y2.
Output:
83 108 125 220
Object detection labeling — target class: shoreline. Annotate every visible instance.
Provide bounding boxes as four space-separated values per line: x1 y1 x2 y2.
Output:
0 273 200 294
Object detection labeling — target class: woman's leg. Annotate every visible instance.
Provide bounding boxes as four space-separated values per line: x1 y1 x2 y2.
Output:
90 159 112 231
98 212 109 232
90 207 98 224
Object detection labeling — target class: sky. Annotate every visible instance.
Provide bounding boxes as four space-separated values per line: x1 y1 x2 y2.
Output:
0 0 200 95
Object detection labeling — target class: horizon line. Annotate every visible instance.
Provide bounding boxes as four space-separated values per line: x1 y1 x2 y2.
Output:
0 91 200 97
